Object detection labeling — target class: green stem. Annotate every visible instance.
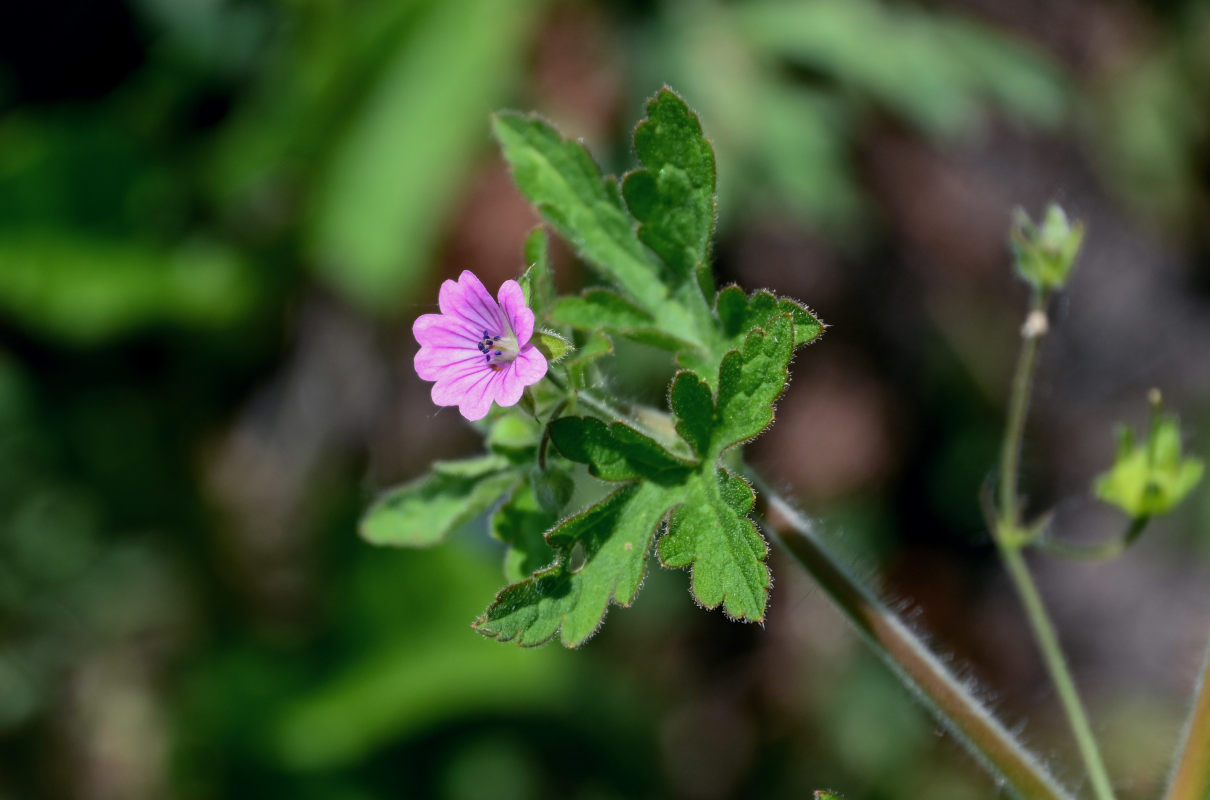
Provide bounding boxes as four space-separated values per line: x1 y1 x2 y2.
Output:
1165 640 1210 800
751 472 1074 800
995 291 1116 800
1034 516 1150 561
998 291 1046 524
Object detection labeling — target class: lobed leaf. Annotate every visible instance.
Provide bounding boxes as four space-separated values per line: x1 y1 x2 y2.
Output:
622 88 718 298
474 483 670 647
478 313 798 644
658 470 769 621
360 455 518 547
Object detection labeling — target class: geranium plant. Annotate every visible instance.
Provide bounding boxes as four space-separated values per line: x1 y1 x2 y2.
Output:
361 88 1205 800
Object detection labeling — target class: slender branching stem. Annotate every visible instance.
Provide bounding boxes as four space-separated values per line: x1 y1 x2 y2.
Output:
750 472 1075 800
1165 641 1210 800
995 290 1116 800
1034 516 1149 561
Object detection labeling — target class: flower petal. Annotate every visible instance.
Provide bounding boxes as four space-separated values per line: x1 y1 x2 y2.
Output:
512 346 548 388
497 279 534 345
440 270 507 337
413 313 477 348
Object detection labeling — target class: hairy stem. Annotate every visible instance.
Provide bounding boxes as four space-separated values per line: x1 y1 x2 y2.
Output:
995 292 1116 800
1165 641 1210 800
751 472 1074 800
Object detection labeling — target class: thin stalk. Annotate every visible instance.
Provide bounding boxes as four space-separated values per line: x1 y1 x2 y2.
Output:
1035 517 1149 561
751 472 1075 800
995 291 1116 800
1165 641 1210 800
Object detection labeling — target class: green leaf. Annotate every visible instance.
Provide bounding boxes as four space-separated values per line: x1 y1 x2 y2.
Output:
551 289 696 352
533 330 572 363
678 287 823 384
519 226 555 315
491 112 667 312
492 479 559 583
548 417 694 483
552 289 654 330
360 455 519 547
814 792 846 800
474 483 670 647
622 88 717 298
476 315 796 645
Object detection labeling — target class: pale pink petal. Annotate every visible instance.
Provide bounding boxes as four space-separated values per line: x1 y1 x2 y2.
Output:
437 273 501 336
458 271 509 336
495 365 527 408
497 280 534 344
431 363 493 407
413 313 479 349
415 346 483 381
512 346 548 387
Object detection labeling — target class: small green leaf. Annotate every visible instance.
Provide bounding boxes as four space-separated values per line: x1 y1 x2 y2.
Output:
711 314 796 451
474 483 670 647
533 329 572 363
519 226 555 315
622 88 717 298
361 455 518 547
814 792 846 800
1094 412 1203 518
492 480 559 582
680 287 823 383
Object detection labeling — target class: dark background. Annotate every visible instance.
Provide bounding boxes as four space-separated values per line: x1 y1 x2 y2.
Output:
1 1 1208 798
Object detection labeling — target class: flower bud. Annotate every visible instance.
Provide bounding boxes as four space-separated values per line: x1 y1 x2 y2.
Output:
1009 204 1084 291
1094 398 1203 519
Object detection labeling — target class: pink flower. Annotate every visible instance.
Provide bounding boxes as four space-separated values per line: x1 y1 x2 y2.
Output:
413 270 549 421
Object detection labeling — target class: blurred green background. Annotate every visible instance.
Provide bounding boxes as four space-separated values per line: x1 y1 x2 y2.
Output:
2 0 1209 798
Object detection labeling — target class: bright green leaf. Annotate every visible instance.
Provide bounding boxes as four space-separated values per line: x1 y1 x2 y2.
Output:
533 330 572 363
360 455 518 547
474 483 670 647
622 88 717 298
477 315 796 645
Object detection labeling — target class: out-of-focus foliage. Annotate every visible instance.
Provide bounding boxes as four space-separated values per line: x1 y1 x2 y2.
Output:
634 0 1069 237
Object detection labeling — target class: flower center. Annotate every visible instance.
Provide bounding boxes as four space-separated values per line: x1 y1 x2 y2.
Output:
476 329 519 370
